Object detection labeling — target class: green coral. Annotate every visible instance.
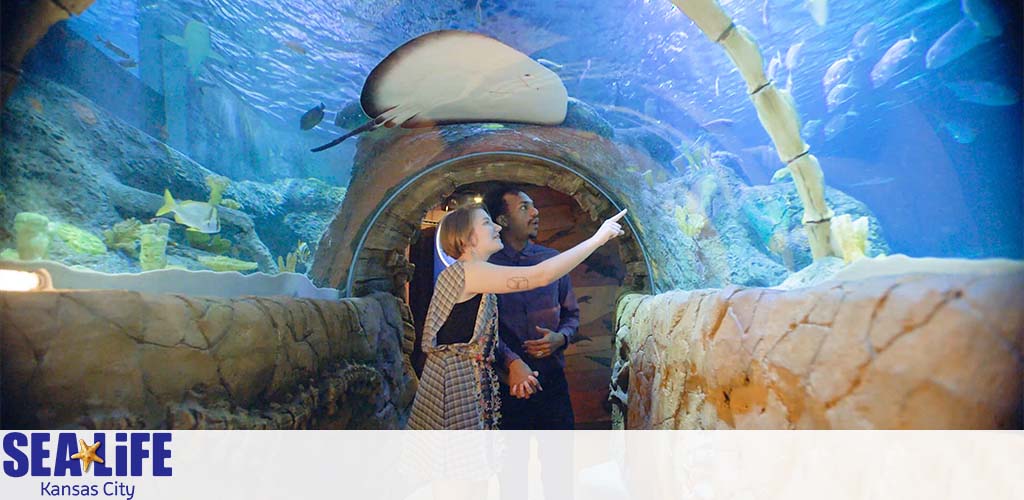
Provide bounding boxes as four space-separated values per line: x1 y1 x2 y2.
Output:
830 214 870 264
0 248 19 261
138 222 170 271
220 198 242 210
674 204 707 238
103 218 142 256
276 240 310 273
53 222 107 255
205 174 231 206
199 255 258 272
185 231 232 255
13 212 50 260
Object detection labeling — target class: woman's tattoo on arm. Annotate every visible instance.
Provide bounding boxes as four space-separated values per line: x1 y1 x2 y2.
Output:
507 277 529 290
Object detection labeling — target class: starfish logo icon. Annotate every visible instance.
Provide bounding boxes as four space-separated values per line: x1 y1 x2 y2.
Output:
70 439 104 473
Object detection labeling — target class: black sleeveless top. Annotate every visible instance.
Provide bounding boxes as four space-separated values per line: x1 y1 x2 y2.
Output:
436 294 482 345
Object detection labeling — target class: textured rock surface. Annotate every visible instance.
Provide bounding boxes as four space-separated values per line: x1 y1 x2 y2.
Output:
611 272 1024 429
0 290 416 429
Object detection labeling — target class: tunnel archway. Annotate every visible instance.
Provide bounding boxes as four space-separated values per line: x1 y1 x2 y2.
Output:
339 151 653 298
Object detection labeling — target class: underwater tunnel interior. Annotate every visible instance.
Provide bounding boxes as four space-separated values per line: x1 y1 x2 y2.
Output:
0 0 1021 430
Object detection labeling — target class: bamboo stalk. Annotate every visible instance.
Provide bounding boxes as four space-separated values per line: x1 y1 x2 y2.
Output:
669 0 836 260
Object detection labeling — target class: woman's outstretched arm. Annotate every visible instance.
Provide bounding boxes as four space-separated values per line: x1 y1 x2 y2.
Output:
463 209 627 295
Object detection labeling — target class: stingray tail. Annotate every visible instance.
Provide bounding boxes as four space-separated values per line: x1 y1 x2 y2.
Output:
310 119 378 152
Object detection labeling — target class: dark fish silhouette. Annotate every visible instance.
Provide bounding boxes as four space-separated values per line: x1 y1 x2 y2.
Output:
300 102 326 130
578 295 593 304
586 355 612 367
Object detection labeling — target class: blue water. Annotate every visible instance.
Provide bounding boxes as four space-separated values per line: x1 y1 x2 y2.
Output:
61 0 1023 258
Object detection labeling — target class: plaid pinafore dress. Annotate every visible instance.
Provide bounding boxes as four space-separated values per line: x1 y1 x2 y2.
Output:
407 261 502 430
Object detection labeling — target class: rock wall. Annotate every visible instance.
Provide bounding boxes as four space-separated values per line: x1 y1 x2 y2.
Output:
1 290 417 429
611 272 1024 429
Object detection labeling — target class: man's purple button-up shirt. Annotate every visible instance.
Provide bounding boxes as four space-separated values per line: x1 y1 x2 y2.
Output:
488 241 580 374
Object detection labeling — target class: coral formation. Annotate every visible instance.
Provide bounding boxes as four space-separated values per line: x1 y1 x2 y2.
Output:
205 174 230 206
103 218 143 256
199 255 258 272
830 214 870 264
138 222 170 271
186 231 232 255
13 212 50 260
52 222 107 255
674 204 707 238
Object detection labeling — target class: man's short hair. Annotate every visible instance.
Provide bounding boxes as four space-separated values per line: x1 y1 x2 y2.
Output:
484 184 525 222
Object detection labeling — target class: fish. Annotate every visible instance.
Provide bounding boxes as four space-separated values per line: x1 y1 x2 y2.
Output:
163 20 227 76
961 0 1002 37
536 58 563 71
312 30 567 152
785 41 805 70
714 76 720 96
333 100 370 129
826 82 857 112
771 166 792 183
941 121 977 144
28 97 43 113
156 189 220 234
851 23 878 59
570 333 593 345
944 80 1018 106
824 110 858 140
586 355 611 367
95 35 131 59
925 18 990 69
300 102 326 130
801 118 823 138
766 51 783 82
822 55 854 95
117 58 138 68
283 40 307 55
849 176 896 187
700 118 736 130
806 0 828 26
762 0 770 26
870 32 918 88
578 295 592 304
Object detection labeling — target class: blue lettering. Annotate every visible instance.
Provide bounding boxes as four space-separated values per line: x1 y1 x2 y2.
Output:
30 433 50 476
115 433 128 476
129 434 149 476
52 433 81 476
93 433 112 477
152 433 172 476
2 433 28 477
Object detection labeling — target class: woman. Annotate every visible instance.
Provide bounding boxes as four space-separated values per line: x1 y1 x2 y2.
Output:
408 203 627 430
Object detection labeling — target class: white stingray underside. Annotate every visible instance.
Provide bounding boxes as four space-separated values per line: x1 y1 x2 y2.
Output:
362 30 568 127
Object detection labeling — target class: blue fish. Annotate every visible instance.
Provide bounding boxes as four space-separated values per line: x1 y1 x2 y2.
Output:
945 80 1019 106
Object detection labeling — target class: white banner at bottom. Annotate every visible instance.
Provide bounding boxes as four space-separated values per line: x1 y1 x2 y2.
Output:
1 431 1021 500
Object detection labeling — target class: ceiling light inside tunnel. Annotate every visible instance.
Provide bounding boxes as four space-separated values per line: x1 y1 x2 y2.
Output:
0 268 53 291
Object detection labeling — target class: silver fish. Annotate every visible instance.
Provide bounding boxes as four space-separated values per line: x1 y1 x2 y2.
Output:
785 41 805 70
870 33 918 88
156 189 220 233
823 55 854 95
849 176 895 187
767 51 783 82
824 110 858 140
826 83 857 112
851 23 878 59
944 80 1019 106
925 18 989 69
801 118 823 138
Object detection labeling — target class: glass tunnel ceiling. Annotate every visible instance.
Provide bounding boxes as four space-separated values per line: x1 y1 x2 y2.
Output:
65 0 1022 258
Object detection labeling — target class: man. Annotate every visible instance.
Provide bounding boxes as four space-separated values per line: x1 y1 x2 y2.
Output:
484 185 580 429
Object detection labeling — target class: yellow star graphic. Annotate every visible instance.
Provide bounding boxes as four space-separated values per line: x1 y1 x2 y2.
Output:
70 439 104 473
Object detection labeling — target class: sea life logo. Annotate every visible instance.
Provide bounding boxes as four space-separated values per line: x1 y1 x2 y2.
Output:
2 432 172 499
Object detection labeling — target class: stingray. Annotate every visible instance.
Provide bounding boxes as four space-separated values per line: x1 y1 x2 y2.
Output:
311 30 568 152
